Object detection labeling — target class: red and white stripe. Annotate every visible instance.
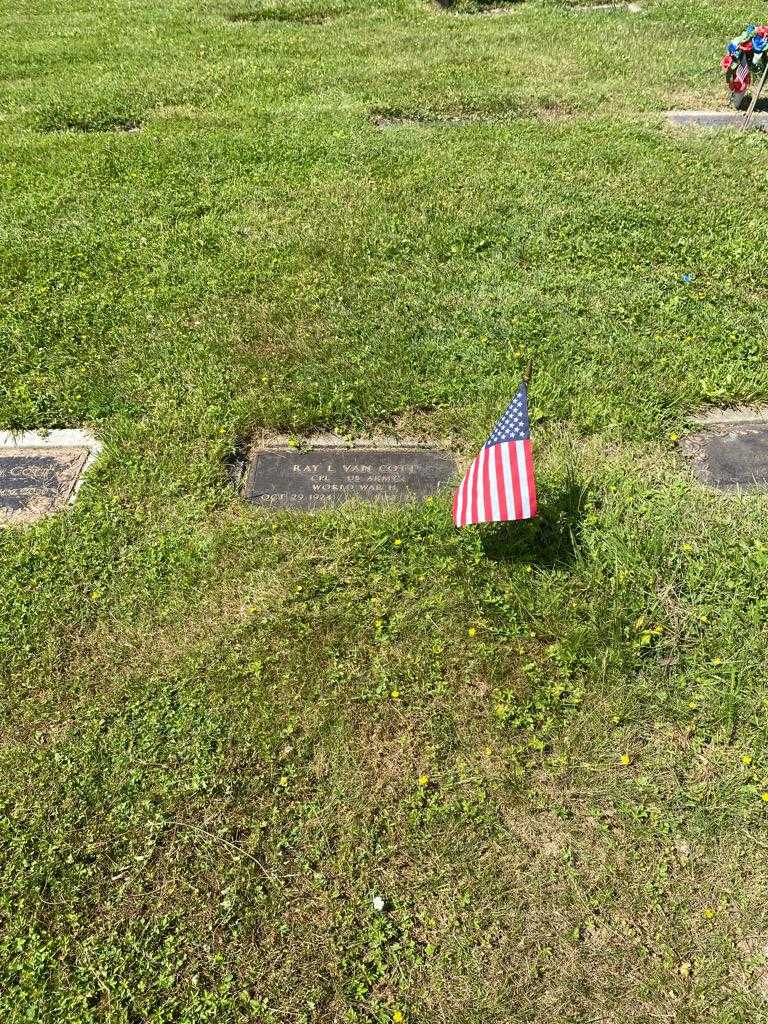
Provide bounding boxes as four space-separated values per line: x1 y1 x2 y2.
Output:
452 440 537 527
737 60 751 87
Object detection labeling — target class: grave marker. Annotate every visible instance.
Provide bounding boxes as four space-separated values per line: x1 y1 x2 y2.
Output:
0 431 102 525
683 410 768 492
244 444 455 510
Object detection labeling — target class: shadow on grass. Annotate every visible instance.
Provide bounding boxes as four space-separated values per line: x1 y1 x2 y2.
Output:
481 474 588 569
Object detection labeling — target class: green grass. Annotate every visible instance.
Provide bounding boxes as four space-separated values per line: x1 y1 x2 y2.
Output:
3 0 768 1020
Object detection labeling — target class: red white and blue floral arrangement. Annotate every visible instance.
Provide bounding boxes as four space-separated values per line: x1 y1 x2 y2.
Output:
722 24 768 95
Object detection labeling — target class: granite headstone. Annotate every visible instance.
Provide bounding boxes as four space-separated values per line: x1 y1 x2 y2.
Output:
245 447 456 510
0 448 89 525
684 416 768 492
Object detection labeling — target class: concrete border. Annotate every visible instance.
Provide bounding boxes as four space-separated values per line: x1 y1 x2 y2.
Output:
666 110 768 131
690 405 768 427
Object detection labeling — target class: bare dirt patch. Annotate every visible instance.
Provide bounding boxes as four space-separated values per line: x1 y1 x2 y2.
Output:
370 111 482 129
38 115 143 134
435 0 525 13
224 9 337 23
371 101 578 130
572 1 641 10
536 99 579 121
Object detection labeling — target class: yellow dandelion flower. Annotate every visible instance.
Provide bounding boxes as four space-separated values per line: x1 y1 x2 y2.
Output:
620 754 631 766
393 539 402 546
703 908 716 920
393 1013 404 1023
761 792 768 802
390 689 400 700
418 775 429 787
467 627 477 637
741 755 753 766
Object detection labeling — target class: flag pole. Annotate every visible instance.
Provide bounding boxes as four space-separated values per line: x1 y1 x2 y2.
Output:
744 61 768 131
524 358 533 387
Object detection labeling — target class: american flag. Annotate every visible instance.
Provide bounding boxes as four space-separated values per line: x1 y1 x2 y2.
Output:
453 383 537 528
737 57 751 89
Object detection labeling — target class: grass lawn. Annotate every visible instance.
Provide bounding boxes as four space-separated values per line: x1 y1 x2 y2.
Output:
3 0 768 1019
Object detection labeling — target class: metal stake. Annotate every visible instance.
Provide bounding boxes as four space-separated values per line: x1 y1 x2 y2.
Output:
743 60 768 131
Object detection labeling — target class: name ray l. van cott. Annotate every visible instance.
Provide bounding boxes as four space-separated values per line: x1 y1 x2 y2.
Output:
244 446 456 510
